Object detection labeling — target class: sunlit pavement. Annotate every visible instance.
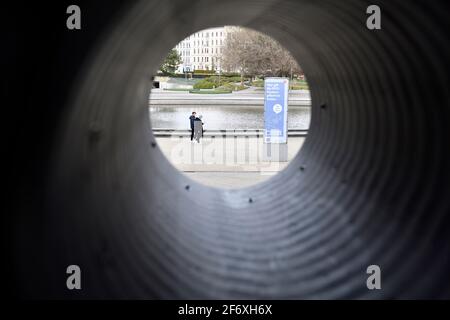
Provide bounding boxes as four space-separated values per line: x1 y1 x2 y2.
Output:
155 136 305 188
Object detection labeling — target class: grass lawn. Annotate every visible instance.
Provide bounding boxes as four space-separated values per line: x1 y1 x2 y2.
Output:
251 79 309 90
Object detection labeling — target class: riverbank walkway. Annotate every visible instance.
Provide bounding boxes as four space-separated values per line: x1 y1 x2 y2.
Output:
155 134 306 188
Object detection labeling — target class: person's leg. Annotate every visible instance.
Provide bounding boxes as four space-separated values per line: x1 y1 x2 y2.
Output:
191 128 194 141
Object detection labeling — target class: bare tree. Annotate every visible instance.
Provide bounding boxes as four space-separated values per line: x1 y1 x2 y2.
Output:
221 27 302 83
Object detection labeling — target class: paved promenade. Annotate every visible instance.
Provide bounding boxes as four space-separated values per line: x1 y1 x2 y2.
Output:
155 135 305 188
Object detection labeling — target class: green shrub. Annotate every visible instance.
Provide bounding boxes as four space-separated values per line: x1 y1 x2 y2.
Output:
252 80 264 87
193 79 215 89
193 69 210 74
218 83 233 91
193 69 217 76
219 83 247 91
233 84 247 91
195 76 227 88
290 86 309 90
290 83 309 90
221 72 240 77
193 76 253 89
224 76 245 83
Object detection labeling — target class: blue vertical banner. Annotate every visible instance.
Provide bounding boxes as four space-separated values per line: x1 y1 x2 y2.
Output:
264 78 289 143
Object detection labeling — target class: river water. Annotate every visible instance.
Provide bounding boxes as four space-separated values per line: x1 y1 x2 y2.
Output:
149 105 311 130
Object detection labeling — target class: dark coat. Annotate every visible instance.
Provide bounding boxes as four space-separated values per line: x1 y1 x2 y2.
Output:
189 115 196 129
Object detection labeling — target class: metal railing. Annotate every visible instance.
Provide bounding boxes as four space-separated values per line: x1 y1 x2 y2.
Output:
152 128 308 137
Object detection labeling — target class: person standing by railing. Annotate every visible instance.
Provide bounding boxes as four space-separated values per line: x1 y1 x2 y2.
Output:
189 111 196 141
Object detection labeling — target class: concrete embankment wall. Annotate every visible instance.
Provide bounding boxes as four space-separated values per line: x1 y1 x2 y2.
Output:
149 90 312 106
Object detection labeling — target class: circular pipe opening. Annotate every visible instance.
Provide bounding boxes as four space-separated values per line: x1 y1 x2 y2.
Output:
39 0 450 299
149 26 311 189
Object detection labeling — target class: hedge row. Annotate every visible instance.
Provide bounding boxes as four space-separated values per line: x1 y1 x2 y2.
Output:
193 70 241 77
193 76 250 89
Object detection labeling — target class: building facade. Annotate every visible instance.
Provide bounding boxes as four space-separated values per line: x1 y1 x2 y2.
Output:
174 26 234 73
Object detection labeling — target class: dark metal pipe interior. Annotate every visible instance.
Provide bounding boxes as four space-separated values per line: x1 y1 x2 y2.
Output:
7 0 450 298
